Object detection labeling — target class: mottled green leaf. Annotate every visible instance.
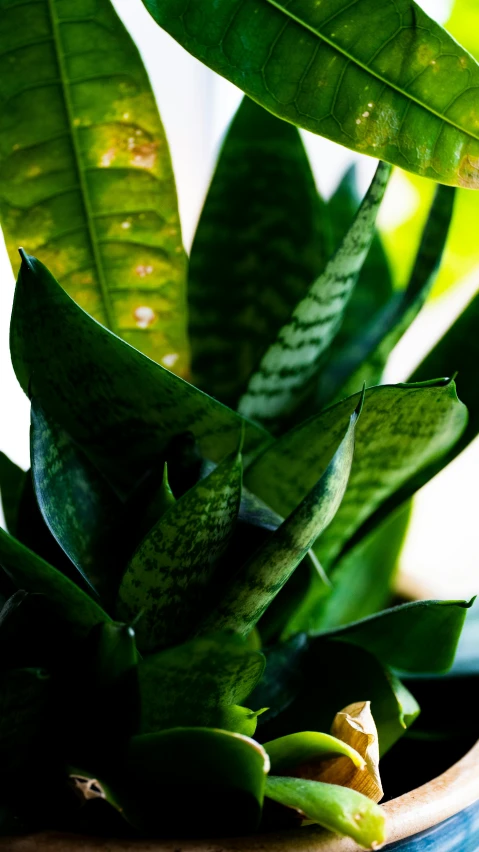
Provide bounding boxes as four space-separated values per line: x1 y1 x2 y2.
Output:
89 728 269 835
189 96 330 408
0 668 51 773
322 598 472 674
0 527 110 635
10 253 270 493
31 400 122 601
238 163 390 427
200 402 358 636
138 634 264 733
265 776 386 848
143 0 479 189
245 381 467 568
117 450 242 652
264 731 365 775
320 185 456 406
0 452 26 536
0 0 189 374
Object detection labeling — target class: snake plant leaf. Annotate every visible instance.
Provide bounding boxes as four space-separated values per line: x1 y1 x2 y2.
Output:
139 634 264 733
245 380 467 568
10 253 270 493
0 0 189 375
320 185 456 407
264 731 365 775
0 527 110 636
117 450 243 652
322 598 473 674
265 776 385 848
200 399 359 637
0 668 51 774
189 96 330 408
89 728 269 835
31 400 123 602
0 452 26 537
143 0 479 189
238 162 391 427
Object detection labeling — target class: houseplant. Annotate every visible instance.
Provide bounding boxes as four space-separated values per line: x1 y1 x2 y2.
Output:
1 0 479 848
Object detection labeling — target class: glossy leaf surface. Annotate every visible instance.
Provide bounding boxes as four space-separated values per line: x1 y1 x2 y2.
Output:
265 776 386 848
117 451 242 651
10 253 269 493
31 400 122 600
138 634 264 732
264 731 365 775
142 0 479 188
189 96 330 407
238 163 390 426
200 405 357 636
245 381 467 567
0 452 26 536
0 527 110 635
0 0 189 374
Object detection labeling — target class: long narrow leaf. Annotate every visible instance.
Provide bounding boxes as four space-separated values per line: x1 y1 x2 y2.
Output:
0 452 26 536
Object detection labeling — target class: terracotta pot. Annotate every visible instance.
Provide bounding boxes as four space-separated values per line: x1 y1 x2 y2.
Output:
1 738 479 852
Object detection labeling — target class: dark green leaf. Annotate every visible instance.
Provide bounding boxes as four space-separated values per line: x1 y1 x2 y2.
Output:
0 668 51 773
0 527 110 636
200 402 358 636
0 0 189 374
189 96 330 408
245 381 467 568
322 599 473 674
264 731 364 775
31 400 122 601
265 776 386 848
143 0 479 188
138 634 264 733
117 450 242 651
0 452 26 537
238 163 391 427
10 253 270 493
249 633 308 725
88 728 269 835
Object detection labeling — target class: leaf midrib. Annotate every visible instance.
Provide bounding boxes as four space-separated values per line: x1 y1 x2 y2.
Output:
265 0 479 145
46 0 117 332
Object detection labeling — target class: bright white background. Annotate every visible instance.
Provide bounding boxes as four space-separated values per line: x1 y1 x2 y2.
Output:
2 0 476 599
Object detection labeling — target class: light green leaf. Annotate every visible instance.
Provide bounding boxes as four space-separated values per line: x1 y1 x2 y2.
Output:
0 527 110 636
143 0 479 188
245 381 467 568
10 253 270 494
117 450 243 652
30 400 122 601
189 96 330 408
322 598 473 674
264 731 365 775
238 163 390 427
200 401 358 636
0 0 189 374
138 634 265 733
265 776 386 848
0 452 26 536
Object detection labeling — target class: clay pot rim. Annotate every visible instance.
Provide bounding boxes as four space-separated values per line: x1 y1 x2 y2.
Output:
2 737 479 851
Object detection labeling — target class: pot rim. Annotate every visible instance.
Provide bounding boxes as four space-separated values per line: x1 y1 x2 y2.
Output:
2 738 479 851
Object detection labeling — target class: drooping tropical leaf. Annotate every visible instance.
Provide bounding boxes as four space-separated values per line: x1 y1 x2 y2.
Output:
0 0 189 374
189 96 330 408
245 380 467 568
117 450 243 652
318 184 456 407
321 598 473 674
0 452 26 536
200 400 358 636
10 253 270 493
265 776 386 848
0 527 110 636
142 0 479 189
0 668 51 773
238 163 391 427
138 634 264 733
85 728 269 835
264 731 365 775
31 400 122 601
